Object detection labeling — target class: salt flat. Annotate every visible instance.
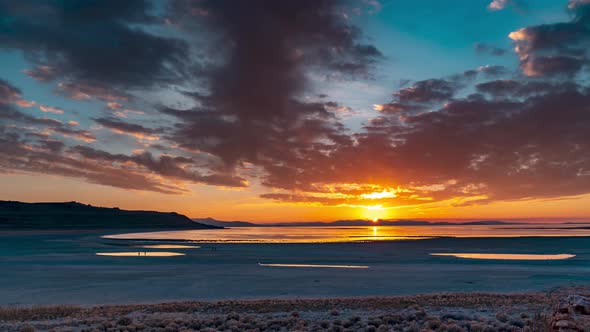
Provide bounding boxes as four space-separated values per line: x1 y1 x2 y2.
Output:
0 230 589 306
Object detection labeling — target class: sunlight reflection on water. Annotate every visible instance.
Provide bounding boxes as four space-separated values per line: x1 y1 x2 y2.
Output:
103 224 590 244
430 253 575 260
136 244 200 249
258 263 369 269
96 252 185 257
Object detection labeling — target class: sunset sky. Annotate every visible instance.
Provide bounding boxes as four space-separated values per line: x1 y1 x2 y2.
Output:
1 0 590 222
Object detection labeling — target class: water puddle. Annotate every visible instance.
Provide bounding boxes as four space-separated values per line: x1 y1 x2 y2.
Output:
96 252 185 257
258 263 369 269
430 253 575 260
136 244 200 249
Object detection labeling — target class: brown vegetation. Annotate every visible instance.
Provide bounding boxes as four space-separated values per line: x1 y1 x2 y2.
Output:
1 289 586 332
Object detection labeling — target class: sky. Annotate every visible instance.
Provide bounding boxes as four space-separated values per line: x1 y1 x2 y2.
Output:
1 0 590 222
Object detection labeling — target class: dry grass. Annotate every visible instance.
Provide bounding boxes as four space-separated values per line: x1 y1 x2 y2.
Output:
0 305 82 321
0 290 576 332
528 312 553 332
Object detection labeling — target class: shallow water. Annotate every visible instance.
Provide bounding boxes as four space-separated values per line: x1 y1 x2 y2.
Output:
96 251 185 257
104 224 590 243
137 244 200 249
430 253 576 260
2 231 590 305
258 263 370 269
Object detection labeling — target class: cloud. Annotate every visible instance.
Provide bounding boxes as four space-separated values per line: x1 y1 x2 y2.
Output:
39 105 65 114
262 80 590 207
488 0 510 11
23 66 58 82
0 130 187 194
508 2 590 76
56 81 131 102
374 77 471 116
94 117 159 140
478 65 509 76
488 0 527 12
2 2 382 197
71 145 247 187
1 79 96 144
3 1 590 210
0 1 189 90
163 0 380 168
569 0 590 10
476 79 574 97
0 78 35 107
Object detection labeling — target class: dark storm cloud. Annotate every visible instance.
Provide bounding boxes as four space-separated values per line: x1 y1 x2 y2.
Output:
3 1 382 195
163 0 380 168
3 0 590 208
263 82 590 206
509 2 590 76
256 1 590 205
0 0 189 94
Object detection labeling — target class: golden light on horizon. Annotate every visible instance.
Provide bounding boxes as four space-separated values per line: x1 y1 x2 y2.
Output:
363 204 391 221
360 189 397 200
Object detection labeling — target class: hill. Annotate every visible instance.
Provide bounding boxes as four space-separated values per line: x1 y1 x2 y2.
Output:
192 218 521 227
0 201 219 230
193 217 257 227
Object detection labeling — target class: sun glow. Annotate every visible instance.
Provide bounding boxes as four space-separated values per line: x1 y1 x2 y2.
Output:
360 189 397 199
363 204 391 221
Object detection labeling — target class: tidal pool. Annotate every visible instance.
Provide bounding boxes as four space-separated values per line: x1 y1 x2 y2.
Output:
136 244 200 249
258 263 369 269
430 253 575 260
96 252 185 257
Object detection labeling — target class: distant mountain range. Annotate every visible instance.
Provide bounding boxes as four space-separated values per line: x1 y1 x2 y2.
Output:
0 200 527 231
193 217 523 227
0 201 219 230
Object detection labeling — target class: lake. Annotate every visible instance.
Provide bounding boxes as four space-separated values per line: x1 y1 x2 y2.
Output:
103 224 590 243
1 226 589 305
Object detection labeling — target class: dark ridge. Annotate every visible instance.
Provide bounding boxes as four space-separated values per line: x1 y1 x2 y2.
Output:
0 201 220 230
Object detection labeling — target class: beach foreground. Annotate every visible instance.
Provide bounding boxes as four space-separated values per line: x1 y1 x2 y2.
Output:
2 288 590 332
1 231 590 306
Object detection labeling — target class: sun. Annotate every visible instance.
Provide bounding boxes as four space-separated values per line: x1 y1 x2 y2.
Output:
362 205 391 222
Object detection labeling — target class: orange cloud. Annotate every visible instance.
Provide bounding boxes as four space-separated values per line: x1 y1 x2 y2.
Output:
39 105 65 114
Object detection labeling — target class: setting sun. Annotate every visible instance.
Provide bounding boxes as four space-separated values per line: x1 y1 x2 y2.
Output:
362 205 391 221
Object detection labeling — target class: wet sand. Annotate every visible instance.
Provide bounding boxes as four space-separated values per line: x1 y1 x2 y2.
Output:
0 231 589 306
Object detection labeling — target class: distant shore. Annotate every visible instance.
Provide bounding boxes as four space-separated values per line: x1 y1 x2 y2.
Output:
2 288 589 331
